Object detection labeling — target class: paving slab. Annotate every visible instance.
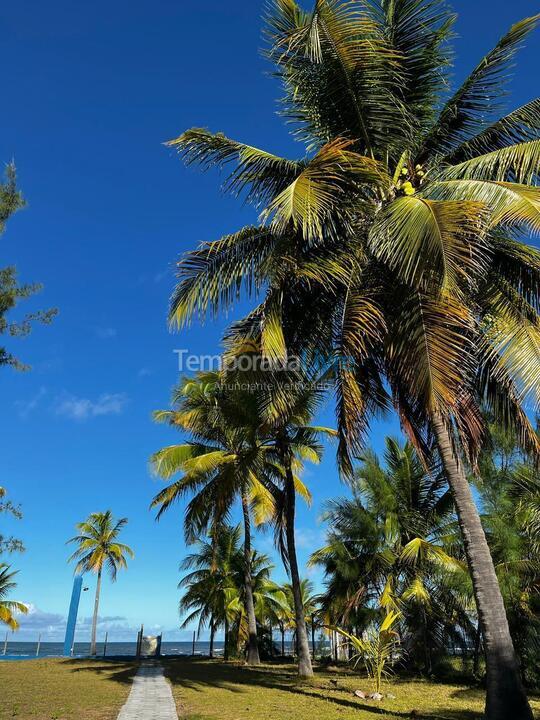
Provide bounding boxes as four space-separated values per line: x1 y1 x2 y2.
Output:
117 662 177 720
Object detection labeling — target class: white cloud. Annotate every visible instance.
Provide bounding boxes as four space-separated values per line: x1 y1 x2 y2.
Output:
95 327 117 339
16 604 66 637
15 386 47 419
55 393 128 421
14 606 142 641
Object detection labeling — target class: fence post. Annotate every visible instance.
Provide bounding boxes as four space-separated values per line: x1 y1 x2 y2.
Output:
3 632 8 656
192 630 196 656
136 625 144 659
103 631 108 658
36 633 41 657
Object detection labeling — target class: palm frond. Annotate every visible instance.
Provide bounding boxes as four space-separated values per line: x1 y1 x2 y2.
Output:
419 14 540 159
266 0 408 155
166 128 302 206
440 140 540 185
263 138 389 240
369 196 488 291
480 279 540 409
427 179 540 235
447 98 540 163
169 226 277 329
365 0 456 133
386 289 474 412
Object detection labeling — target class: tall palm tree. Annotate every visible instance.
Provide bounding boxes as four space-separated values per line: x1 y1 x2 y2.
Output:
179 524 243 659
67 511 133 656
0 564 27 630
283 578 319 657
259 373 336 677
270 590 294 657
151 372 289 665
165 2 540 715
151 370 329 675
235 548 288 656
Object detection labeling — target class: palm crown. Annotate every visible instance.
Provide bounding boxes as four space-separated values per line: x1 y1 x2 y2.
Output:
168 0 540 472
0 564 27 630
67 511 134 579
150 370 326 539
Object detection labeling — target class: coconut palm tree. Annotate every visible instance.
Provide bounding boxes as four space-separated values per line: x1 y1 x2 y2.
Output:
256 370 336 677
269 590 294 657
151 372 286 665
67 511 133 656
165 2 540 715
179 522 292 661
234 548 288 656
0 564 27 630
282 578 319 657
179 524 243 659
151 370 328 673
312 437 474 672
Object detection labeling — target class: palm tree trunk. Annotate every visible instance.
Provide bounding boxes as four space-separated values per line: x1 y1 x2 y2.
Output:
90 568 102 656
432 412 532 720
284 460 313 678
209 617 215 659
280 625 285 657
241 492 261 665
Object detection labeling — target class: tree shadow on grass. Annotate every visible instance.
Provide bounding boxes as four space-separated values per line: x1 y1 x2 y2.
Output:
162 658 484 719
61 657 138 685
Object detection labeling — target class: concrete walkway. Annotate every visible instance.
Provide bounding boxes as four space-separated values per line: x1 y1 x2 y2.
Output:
117 662 178 720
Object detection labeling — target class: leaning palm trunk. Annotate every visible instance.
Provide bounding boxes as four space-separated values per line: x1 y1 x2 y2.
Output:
90 568 102 656
284 462 313 677
432 413 532 720
241 492 261 665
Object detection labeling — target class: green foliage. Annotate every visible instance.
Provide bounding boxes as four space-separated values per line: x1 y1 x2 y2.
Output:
167 1 540 478
0 563 27 630
0 486 24 555
312 437 473 673
164 4 540 707
0 164 57 370
331 610 402 692
178 524 287 657
0 485 26 629
476 422 540 688
67 511 134 579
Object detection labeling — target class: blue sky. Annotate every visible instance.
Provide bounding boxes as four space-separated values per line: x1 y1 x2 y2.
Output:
1 0 538 643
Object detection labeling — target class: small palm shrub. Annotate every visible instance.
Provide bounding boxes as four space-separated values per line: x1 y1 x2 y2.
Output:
331 611 402 694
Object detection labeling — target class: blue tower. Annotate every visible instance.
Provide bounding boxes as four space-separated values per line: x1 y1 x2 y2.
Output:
63 575 83 657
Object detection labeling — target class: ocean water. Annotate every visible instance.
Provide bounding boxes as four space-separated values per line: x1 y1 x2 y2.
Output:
0 640 225 661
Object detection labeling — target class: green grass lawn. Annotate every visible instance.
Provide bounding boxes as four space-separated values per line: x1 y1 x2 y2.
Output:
0 658 136 720
163 658 540 720
1 657 539 720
